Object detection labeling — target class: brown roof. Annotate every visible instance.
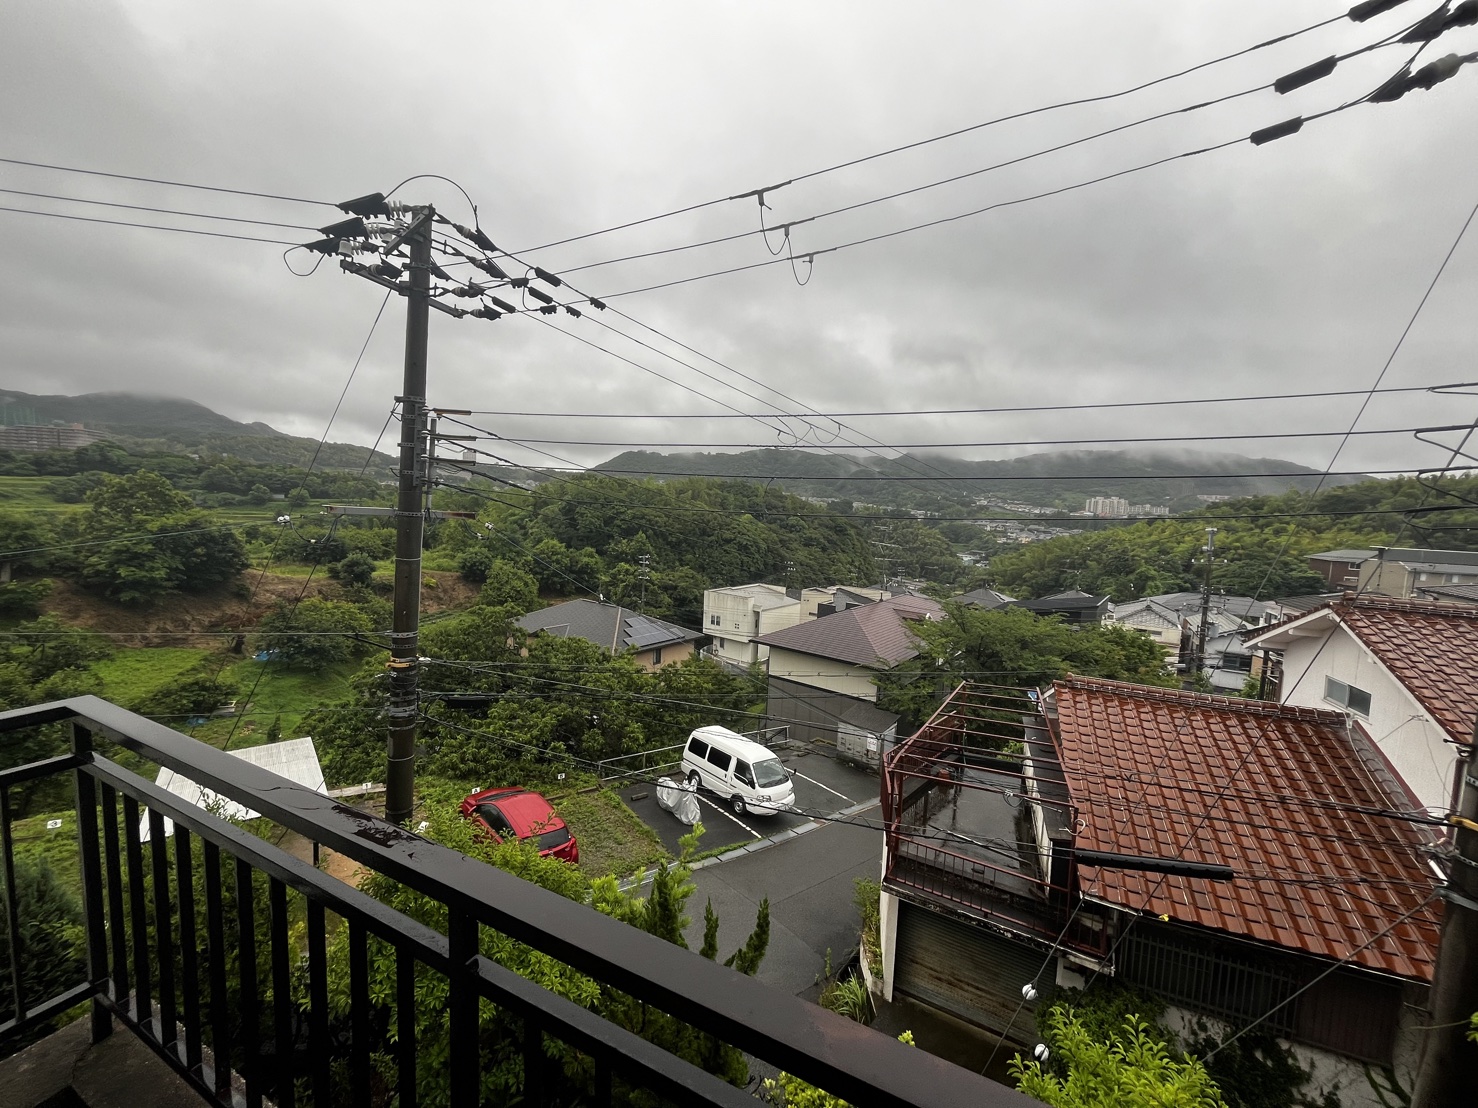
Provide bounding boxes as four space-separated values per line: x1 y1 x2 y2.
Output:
1250 595 1478 744
756 594 945 668
1050 676 1440 980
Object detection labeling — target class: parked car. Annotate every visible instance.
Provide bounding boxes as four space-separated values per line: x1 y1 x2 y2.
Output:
459 787 579 863
681 725 794 816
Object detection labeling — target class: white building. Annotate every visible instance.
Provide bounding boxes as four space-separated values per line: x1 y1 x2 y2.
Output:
702 583 805 666
1244 596 1477 813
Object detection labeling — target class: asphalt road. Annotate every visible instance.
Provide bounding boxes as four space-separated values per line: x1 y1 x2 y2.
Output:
682 814 884 997
616 746 880 858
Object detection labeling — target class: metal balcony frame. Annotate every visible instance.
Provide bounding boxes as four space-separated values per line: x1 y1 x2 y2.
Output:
0 695 1033 1107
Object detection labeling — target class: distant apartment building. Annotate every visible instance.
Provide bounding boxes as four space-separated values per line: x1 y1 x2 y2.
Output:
702 582 892 667
0 422 109 452
1307 546 1478 597
1084 495 1129 517
1083 495 1169 518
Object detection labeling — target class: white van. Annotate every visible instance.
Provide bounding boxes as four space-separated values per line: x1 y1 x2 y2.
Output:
681 725 794 816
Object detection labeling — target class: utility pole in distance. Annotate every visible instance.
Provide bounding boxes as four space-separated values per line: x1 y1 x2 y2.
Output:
1189 527 1217 688
1412 721 1478 1107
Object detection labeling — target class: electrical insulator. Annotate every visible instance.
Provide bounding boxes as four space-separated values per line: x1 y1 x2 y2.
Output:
471 256 509 281
451 283 486 298
564 305 582 318
1348 0 1412 21
319 216 370 239
303 236 341 255
1274 56 1336 93
589 297 607 310
1249 116 1303 145
538 304 558 315
336 192 389 217
470 307 501 321
527 287 554 305
509 277 529 288
490 296 517 314
533 266 564 287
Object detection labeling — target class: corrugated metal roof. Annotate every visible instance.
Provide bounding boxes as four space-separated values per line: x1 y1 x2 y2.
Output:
1051 677 1440 981
756 594 945 667
143 737 327 840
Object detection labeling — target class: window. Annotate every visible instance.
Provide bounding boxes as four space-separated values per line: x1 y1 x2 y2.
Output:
476 804 514 838
687 737 709 760
1324 676 1371 716
734 760 755 787
709 614 721 626
650 647 663 665
706 748 733 773
716 638 726 649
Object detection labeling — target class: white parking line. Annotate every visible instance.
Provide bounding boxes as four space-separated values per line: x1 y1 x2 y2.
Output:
696 793 761 839
789 769 851 802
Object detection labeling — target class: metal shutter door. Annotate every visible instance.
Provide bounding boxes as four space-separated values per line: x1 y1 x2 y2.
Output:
893 903 1042 1031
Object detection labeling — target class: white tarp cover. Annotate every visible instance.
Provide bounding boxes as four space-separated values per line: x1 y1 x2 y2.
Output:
140 737 327 840
655 776 700 825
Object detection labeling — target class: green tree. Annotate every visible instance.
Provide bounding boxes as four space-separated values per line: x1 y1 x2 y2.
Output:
0 856 86 1033
875 604 1175 731
68 471 249 603
254 598 371 667
328 550 377 588
477 560 541 612
1011 1008 1227 1108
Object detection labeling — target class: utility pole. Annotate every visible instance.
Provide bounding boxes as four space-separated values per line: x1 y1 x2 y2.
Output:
1412 721 1478 1107
1193 527 1217 685
306 188 583 820
384 207 434 827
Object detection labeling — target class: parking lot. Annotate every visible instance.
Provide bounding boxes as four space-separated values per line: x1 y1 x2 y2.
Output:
615 745 880 858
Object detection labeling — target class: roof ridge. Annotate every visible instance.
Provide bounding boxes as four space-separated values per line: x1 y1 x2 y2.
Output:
1056 674 1350 723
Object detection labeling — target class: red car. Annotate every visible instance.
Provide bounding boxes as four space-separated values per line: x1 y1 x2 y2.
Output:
459 787 579 863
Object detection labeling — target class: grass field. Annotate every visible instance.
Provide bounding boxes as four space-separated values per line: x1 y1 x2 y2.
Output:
558 789 672 879
90 646 214 705
0 475 75 514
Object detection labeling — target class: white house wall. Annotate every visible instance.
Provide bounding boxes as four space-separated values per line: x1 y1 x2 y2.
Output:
1277 630 1454 811
765 646 880 700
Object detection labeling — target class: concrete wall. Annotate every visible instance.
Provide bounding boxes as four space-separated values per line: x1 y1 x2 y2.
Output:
1158 992 1427 1108
1277 629 1454 811
765 646 880 700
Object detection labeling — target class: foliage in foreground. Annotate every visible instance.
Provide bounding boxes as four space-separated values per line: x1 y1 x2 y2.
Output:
322 814 771 1105
1012 1008 1227 1108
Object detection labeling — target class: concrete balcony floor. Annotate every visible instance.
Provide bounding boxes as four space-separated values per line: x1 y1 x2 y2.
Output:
1 1017 204 1108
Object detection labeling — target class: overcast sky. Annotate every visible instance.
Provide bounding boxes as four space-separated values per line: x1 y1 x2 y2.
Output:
2 1 1476 477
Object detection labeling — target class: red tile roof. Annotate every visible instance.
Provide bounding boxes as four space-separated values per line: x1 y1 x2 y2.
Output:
1331 597 1478 745
755 594 945 668
1050 676 1441 980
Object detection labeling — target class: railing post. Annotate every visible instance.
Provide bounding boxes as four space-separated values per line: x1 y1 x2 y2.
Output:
71 721 112 1044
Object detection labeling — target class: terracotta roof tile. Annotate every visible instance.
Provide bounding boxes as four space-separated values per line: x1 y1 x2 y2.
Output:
1052 676 1441 981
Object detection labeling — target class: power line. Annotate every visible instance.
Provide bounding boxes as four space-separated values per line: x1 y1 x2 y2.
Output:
463 422 1466 450
506 7 1356 256
0 186 319 231
0 156 333 206
0 203 300 245
449 382 1465 420
492 466 1478 483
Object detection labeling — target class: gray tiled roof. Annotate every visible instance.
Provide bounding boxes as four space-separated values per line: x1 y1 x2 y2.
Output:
756 594 945 667
517 599 699 654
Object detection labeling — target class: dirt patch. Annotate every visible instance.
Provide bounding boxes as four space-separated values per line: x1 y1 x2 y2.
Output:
419 571 479 612
41 574 337 644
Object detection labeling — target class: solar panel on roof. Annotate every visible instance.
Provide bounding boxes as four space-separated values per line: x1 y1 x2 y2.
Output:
625 616 675 648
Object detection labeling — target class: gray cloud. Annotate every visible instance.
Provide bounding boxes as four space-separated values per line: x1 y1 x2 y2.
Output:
2 0 1476 477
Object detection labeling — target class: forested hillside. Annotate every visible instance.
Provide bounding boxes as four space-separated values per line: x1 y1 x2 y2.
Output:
985 472 1478 601
596 447 1361 512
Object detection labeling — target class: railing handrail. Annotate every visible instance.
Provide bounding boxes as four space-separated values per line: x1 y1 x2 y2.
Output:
0 695 1035 1108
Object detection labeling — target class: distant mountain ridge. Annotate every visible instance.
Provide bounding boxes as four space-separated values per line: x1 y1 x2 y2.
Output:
0 389 395 472
593 448 1371 511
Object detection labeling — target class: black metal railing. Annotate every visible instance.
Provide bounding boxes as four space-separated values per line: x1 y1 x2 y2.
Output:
0 696 1035 1107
